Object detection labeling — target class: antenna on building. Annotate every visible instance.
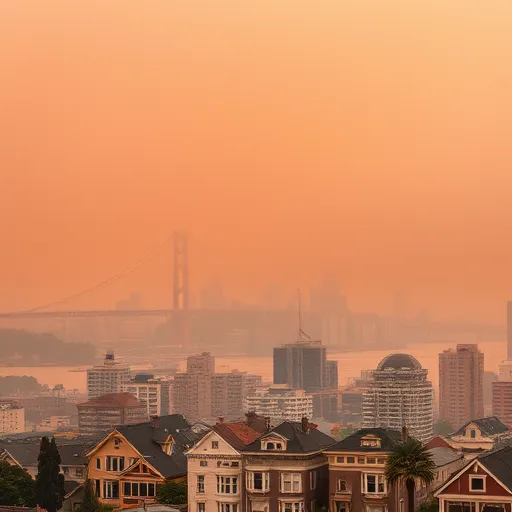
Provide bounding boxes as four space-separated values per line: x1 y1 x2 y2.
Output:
296 289 312 342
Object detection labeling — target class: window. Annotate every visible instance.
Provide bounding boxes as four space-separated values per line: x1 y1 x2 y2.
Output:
198 504 205 512
279 502 304 512
336 456 345 463
217 476 238 495
363 474 386 494
310 471 317 490
75 468 84 478
212 441 219 449
358 457 365 464
377 458 386 465
96 458 101 470
114 438 122 448
470 429 476 439
263 440 284 450
94 480 100 498
231 462 239 467
337 479 347 492
200 460 208 467
103 481 119 499
367 457 376 464
281 473 302 493
218 505 238 512
334 503 349 512
470 475 485 492
105 456 125 472
247 471 270 492
310 501 316 512
360 437 381 448
267 442 275 449
123 483 156 497
197 475 205 494
347 457 355 464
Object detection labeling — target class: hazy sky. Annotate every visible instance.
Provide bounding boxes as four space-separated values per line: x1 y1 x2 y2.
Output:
1 1 512 320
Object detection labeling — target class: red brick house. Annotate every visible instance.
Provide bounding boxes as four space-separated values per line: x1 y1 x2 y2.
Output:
435 445 512 512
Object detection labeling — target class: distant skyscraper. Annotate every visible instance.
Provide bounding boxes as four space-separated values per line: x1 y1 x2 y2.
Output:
439 344 484 429
493 302 512 425
363 353 434 443
86 351 131 399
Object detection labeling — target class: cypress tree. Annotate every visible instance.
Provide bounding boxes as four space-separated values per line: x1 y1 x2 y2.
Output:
35 437 66 512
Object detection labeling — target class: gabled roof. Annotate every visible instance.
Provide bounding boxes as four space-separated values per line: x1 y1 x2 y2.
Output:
0 439 94 467
243 421 335 454
435 446 512 497
212 422 265 451
114 415 202 478
324 428 402 453
77 392 144 408
453 416 509 438
428 447 463 468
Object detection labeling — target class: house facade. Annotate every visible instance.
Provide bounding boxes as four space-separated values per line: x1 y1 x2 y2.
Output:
435 446 512 511
86 415 200 509
444 417 511 458
324 427 407 512
242 418 335 512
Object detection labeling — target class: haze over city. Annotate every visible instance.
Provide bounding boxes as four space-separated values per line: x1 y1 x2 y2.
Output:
2 1 512 322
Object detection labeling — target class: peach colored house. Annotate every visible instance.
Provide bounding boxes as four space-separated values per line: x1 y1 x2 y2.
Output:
86 415 201 509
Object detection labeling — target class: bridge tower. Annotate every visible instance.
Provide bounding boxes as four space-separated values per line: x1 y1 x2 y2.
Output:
172 232 190 347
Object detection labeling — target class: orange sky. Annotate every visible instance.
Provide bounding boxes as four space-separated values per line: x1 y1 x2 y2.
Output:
1 1 512 321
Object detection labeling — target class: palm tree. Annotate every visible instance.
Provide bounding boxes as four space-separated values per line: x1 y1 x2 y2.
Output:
385 437 436 512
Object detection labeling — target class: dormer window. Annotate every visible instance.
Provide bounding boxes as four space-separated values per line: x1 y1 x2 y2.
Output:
262 439 285 450
360 436 381 448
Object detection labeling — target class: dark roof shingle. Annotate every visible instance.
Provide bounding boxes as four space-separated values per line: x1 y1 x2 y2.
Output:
324 428 403 453
477 446 512 491
243 421 335 454
453 416 509 438
116 415 201 478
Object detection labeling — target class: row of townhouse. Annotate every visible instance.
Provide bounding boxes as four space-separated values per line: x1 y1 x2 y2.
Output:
186 418 476 512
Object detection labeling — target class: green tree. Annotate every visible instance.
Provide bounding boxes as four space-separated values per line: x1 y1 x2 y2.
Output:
0 460 36 506
434 420 453 436
35 437 66 512
157 481 187 505
78 480 100 512
385 437 435 512
330 424 356 441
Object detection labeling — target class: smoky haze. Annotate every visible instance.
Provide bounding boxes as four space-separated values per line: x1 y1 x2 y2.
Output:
1 1 512 322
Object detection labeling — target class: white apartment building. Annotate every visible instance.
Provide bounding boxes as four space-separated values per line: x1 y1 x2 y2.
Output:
87 351 131 399
123 374 170 417
244 385 313 424
0 399 25 434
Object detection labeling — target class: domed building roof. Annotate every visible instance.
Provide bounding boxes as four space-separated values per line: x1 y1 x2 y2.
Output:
376 353 422 371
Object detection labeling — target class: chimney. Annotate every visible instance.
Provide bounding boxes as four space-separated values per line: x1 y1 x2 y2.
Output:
218 417 224 424
402 425 408 442
301 417 310 434
151 415 160 429
265 417 271 431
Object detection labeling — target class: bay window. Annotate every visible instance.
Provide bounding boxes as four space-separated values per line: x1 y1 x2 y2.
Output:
217 476 238 494
362 474 386 494
122 482 157 497
246 471 270 492
217 504 238 512
279 502 304 512
281 473 302 493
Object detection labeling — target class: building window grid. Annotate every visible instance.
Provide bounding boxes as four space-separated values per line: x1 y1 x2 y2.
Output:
281 473 302 493
217 476 238 495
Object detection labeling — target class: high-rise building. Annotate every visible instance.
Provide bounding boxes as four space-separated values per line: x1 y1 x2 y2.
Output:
439 344 484 429
363 353 434 443
0 399 25 434
123 374 170 417
171 352 215 422
86 351 131 399
273 339 337 392
244 385 313 423
493 302 512 425
211 371 263 420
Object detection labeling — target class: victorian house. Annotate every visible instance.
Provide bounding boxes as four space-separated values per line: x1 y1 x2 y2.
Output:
241 418 335 512
86 415 200 509
186 415 267 512
324 427 407 512
435 445 512 512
